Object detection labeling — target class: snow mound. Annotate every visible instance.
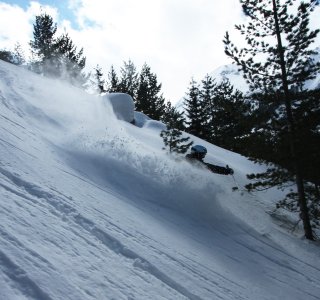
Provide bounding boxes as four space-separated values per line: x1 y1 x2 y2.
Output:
102 93 134 123
143 119 167 132
133 111 151 128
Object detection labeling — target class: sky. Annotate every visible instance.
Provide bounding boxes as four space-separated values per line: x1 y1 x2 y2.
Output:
1 58 320 300
0 0 246 102
0 1 319 103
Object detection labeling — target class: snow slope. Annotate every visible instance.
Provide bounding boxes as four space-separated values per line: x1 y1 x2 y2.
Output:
0 61 320 300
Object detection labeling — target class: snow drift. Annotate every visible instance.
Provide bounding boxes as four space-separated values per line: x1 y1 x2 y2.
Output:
102 93 135 123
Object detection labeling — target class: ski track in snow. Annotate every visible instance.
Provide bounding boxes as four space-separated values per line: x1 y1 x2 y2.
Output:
0 166 241 300
0 249 53 300
0 166 197 299
1 163 320 299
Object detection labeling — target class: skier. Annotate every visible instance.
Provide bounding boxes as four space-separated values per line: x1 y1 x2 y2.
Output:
186 145 207 162
186 145 234 175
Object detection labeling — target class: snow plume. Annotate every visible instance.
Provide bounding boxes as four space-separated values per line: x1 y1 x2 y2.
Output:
1 60 222 222
63 117 223 223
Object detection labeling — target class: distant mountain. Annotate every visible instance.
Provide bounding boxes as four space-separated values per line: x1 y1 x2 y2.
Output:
175 63 248 112
209 64 249 93
176 48 320 110
305 47 320 90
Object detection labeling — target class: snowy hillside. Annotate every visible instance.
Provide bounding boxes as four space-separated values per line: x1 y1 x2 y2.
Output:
1 60 320 300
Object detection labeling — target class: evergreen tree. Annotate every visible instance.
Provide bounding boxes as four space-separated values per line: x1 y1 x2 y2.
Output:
118 59 138 99
161 101 186 131
0 44 26 66
30 13 86 83
224 0 320 239
29 12 57 74
245 88 320 229
0 50 15 64
107 65 119 93
53 33 86 83
136 63 166 120
207 80 253 152
200 74 216 140
184 79 206 138
160 128 193 154
91 65 107 94
13 43 26 66
160 115 193 154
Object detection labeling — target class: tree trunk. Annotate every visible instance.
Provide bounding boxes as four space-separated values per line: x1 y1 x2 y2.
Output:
272 0 314 240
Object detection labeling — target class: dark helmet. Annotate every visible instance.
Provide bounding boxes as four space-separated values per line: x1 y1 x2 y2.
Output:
190 145 207 159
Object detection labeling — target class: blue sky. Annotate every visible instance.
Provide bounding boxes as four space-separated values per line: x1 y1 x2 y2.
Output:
2 0 78 27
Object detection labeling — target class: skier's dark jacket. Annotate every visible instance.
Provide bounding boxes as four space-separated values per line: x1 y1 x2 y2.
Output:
186 152 234 175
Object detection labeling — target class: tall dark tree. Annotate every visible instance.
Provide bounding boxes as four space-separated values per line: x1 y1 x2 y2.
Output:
200 74 216 140
30 13 86 83
107 65 119 93
136 63 166 120
91 65 107 94
118 60 139 99
29 12 57 74
184 79 206 138
224 0 320 239
208 80 253 152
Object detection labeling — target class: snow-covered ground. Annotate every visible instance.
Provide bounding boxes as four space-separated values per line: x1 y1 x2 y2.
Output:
0 60 320 300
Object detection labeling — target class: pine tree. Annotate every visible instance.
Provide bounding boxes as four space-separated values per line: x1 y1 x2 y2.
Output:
91 65 107 94
160 128 193 154
30 13 86 83
0 50 14 64
161 101 186 131
107 65 119 93
0 44 25 66
160 113 193 154
136 63 166 120
184 79 206 138
200 74 216 141
54 33 86 83
208 80 253 152
224 0 320 239
118 60 138 99
13 43 25 65
29 12 57 74
275 88 320 229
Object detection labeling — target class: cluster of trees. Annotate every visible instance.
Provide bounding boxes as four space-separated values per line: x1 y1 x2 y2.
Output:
91 61 170 121
0 11 189 152
182 0 320 240
174 0 319 240
0 42 25 66
183 76 254 153
91 62 194 155
0 12 179 125
1 13 86 85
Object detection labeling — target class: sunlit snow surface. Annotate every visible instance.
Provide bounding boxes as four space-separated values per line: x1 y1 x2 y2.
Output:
0 61 320 300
